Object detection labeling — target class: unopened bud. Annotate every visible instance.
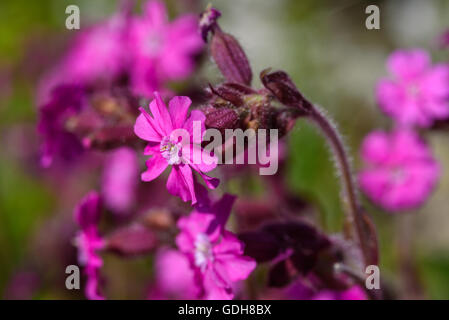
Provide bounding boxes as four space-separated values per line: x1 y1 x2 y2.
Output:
205 107 239 131
211 28 253 85
260 69 312 112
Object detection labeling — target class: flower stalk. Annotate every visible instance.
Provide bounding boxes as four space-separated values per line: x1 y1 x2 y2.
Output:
307 105 375 268
260 69 378 269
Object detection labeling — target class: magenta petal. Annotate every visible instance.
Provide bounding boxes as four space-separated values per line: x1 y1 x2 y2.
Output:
387 49 430 80
166 165 196 204
184 110 206 144
134 113 162 142
74 191 102 230
188 145 217 173
178 164 197 204
197 170 220 190
169 96 191 128
215 253 256 282
141 155 168 182
149 92 173 135
144 0 168 28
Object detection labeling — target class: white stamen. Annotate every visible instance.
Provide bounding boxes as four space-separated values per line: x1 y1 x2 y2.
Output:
194 233 213 271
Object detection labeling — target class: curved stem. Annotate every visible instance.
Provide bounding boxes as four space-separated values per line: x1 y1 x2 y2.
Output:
307 105 370 268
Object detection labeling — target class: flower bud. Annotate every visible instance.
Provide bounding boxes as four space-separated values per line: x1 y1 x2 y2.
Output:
211 28 253 85
204 107 239 131
260 69 312 112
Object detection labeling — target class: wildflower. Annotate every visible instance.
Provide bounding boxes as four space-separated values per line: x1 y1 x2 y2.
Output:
38 84 86 167
175 195 256 300
286 280 366 300
102 147 138 213
376 49 449 127
128 0 203 97
63 14 129 83
358 130 440 212
134 92 218 204
73 191 105 300
148 248 198 299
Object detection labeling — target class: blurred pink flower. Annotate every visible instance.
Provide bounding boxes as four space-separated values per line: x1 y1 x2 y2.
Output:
38 84 86 167
149 248 198 299
313 286 366 300
286 280 366 300
134 92 218 204
74 191 105 300
358 130 440 212
128 0 203 97
64 14 129 83
176 195 256 300
376 49 449 127
102 147 138 213
38 12 130 104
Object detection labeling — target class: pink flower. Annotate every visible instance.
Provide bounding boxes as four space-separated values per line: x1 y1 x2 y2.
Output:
149 248 198 299
102 147 138 213
286 280 366 300
128 0 203 96
38 12 130 104
64 14 128 83
73 191 105 300
134 92 218 204
358 130 440 212
376 49 449 127
313 286 366 300
176 195 256 300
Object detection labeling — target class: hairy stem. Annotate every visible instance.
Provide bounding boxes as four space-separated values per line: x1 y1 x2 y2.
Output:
306 105 369 268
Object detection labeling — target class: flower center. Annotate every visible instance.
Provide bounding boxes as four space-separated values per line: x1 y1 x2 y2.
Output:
390 167 406 184
407 84 420 97
194 233 213 271
145 33 163 56
160 136 182 165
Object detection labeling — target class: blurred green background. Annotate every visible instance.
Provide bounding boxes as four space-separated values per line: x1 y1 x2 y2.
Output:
1 0 449 299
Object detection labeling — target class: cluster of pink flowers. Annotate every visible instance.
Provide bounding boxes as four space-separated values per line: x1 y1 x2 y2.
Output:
37 1 449 302
359 48 448 212
59 2 256 300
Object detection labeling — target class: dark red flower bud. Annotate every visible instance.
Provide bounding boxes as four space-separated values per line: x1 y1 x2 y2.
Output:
260 69 313 112
238 231 282 263
105 224 158 257
204 107 239 131
211 28 253 85
208 83 244 107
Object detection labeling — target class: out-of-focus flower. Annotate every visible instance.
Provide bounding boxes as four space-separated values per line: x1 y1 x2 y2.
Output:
286 280 366 300
73 191 105 300
134 92 218 204
38 11 130 104
63 14 129 83
176 195 256 300
358 130 440 212
38 84 86 167
128 0 203 97
102 147 138 213
148 248 198 299
376 49 449 127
